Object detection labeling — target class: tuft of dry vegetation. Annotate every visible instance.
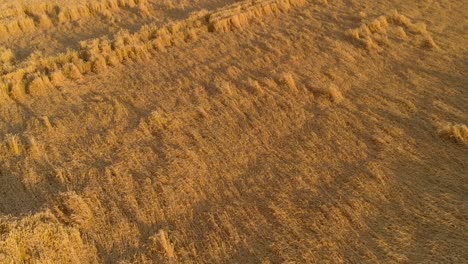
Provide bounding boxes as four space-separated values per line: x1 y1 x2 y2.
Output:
154 230 177 261
309 83 344 103
438 123 468 144
0 0 150 38
5 134 22 156
0 46 14 74
346 10 440 51
280 72 298 92
0 211 98 263
208 0 306 32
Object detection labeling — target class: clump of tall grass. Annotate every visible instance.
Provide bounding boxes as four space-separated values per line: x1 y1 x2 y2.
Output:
438 123 468 145
0 0 151 38
5 134 22 156
209 0 307 32
346 10 440 51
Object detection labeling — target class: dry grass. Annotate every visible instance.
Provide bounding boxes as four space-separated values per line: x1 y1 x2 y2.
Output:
280 72 298 92
346 10 440 51
0 0 466 263
0 46 14 64
0 0 307 100
5 134 22 156
154 230 176 261
209 0 307 32
309 83 344 103
0 0 150 38
438 123 468 144
0 211 98 263
0 46 14 74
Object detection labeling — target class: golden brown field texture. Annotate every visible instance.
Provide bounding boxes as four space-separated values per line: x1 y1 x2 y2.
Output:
0 0 467 263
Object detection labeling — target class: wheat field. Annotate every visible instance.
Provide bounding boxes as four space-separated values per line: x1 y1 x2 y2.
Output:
0 0 467 263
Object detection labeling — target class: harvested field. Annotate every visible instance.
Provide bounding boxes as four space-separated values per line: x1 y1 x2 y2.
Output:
0 0 467 263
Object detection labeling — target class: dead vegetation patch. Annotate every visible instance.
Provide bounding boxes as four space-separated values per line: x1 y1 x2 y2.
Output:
346 10 440 51
0 0 308 102
0 211 98 263
308 83 344 103
208 0 307 32
0 46 14 73
438 123 468 145
0 0 150 39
